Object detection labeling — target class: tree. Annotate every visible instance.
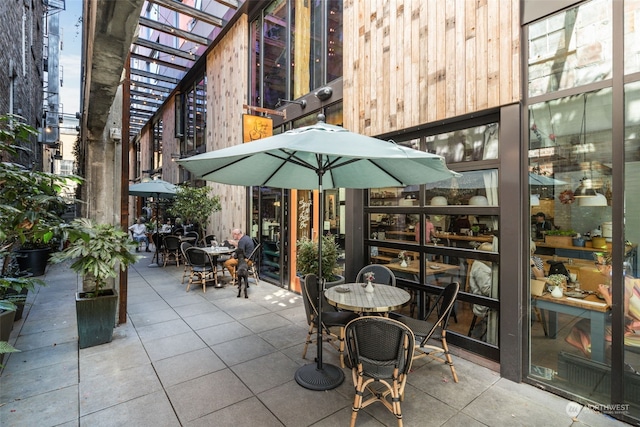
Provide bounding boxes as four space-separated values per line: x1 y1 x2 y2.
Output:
167 185 221 237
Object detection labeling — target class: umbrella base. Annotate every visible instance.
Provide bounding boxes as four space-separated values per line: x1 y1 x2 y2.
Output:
294 362 344 390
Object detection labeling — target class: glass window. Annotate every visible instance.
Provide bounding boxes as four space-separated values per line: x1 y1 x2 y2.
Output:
291 0 323 97
528 86 613 399
326 0 343 83
426 123 499 164
263 0 288 109
425 169 499 206
528 0 612 97
625 0 640 75
624 81 640 418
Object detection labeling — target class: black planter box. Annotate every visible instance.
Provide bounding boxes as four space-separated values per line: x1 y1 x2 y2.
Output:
16 247 50 277
75 289 118 349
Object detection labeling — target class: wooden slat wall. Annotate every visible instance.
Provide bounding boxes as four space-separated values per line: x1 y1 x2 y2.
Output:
204 15 248 241
343 0 520 135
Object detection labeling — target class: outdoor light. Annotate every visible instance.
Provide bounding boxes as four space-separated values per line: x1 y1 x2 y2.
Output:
53 150 62 160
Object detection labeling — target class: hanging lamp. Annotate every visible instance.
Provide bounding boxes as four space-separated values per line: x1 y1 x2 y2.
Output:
574 94 597 198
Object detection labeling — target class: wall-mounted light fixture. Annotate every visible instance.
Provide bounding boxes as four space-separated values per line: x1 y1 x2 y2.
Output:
315 86 333 101
275 98 306 109
53 150 62 160
170 153 182 161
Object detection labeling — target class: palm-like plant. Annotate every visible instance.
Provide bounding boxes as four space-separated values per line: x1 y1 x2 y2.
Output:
49 218 140 294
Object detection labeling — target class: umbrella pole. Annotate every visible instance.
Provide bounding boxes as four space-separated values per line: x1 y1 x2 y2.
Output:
295 172 345 390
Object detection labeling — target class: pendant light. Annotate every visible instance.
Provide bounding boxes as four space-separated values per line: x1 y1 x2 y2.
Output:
574 94 597 198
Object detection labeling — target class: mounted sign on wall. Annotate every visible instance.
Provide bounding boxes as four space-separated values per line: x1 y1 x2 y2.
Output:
243 114 273 142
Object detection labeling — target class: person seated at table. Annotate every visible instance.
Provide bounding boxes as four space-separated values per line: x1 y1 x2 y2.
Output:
224 228 255 279
565 252 640 358
469 242 494 339
534 212 553 240
530 240 545 279
128 217 150 252
161 218 172 233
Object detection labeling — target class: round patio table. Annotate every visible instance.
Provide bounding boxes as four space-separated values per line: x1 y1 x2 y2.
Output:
324 283 410 313
202 246 235 288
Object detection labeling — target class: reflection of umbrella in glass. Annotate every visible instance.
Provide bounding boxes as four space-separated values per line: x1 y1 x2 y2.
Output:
178 115 459 390
529 172 566 186
129 179 178 266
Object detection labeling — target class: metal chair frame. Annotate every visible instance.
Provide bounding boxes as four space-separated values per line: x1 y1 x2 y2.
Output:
390 281 460 383
301 274 358 368
180 241 194 284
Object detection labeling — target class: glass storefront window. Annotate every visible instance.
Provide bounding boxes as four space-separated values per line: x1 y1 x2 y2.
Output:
425 169 498 207
624 81 640 418
528 0 612 97
426 123 498 164
263 0 288 109
370 186 420 208
528 86 614 399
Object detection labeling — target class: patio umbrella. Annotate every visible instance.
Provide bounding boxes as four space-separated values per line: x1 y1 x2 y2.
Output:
177 115 459 390
128 179 178 266
529 172 566 186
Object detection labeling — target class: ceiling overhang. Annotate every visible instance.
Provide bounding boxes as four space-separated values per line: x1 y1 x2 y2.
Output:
127 0 243 137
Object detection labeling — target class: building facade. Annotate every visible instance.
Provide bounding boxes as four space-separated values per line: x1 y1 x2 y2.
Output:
0 0 46 167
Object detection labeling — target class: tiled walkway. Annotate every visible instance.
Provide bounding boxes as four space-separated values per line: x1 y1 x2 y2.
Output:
0 254 630 426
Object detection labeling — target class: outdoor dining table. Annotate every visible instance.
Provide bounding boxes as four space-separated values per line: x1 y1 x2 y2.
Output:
202 246 235 288
324 283 411 314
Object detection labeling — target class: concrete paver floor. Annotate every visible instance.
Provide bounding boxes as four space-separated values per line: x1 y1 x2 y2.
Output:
0 255 631 426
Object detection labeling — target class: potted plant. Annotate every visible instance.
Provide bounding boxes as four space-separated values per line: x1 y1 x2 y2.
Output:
1 114 81 278
0 296 21 365
544 229 577 247
49 218 140 348
296 233 344 286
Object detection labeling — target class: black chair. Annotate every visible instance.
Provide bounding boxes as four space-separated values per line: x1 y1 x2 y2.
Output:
216 240 235 277
203 234 217 247
180 242 194 284
162 235 181 267
301 274 358 368
183 247 216 292
344 316 415 427
356 264 397 287
390 281 460 383
184 231 199 245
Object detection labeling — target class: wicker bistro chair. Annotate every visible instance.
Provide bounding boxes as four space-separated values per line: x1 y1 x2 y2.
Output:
162 235 182 267
344 316 415 427
390 281 460 383
301 274 358 368
180 242 194 284
183 247 216 292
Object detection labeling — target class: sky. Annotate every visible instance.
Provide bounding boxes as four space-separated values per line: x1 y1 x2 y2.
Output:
58 0 84 116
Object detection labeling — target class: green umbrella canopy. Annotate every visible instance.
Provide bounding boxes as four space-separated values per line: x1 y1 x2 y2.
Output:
177 118 459 190
128 179 178 198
